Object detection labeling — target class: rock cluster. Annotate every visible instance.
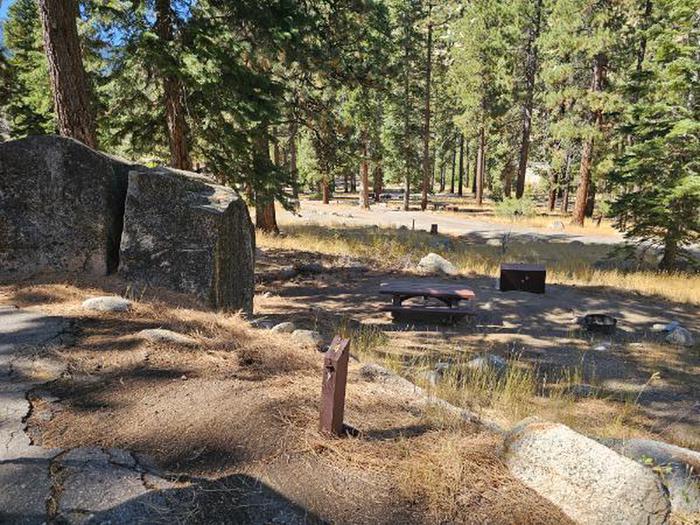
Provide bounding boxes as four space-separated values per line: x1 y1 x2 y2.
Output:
0 136 254 312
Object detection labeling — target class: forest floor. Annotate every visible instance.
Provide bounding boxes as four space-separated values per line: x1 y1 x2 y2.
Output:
0 275 572 524
258 196 700 449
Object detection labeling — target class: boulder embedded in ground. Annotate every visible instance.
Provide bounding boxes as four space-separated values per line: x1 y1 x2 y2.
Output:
119 167 255 312
651 321 679 333
665 326 695 347
291 329 324 348
504 417 670 525
602 438 700 514
82 296 132 312
466 354 507 374
136 328 197 346
416 253 459 276
270 322 296 334
0 135 131 276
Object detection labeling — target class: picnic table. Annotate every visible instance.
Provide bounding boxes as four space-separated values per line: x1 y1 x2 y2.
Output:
379 280 476 324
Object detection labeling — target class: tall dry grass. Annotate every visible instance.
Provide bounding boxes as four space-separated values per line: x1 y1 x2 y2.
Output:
260 224 700 304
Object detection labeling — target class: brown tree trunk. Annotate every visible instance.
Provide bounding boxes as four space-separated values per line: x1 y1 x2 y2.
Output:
548 169 559 211
572 54 606 226
450 144 456 193
457 134 464 197
350 172 356 193
155 0 191 170
359 135 370 209
322 175 330 204
476 126 485 205
420 2 433 211
585 182 596 218
472 145 478 194
38 0 96 148
515 0 542 199
503 159 514 198
253 126 278 234
403 176 410 211
373 164 383 202
344 173 349 193
289 123 299 199
438 160 446 192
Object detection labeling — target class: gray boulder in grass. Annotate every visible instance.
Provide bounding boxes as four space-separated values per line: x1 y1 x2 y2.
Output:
137 329 197 346
665 326 695 347
503 417 670 525
82 296 132 312
291 330 324 348
416 253 459 276
602 438 700 514
0 136 131 276
118 167 255 313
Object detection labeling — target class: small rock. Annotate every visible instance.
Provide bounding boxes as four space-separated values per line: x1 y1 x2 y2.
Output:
593 342 611 352
82 296 131 312
270 322 296 334
485 238 502 247
249 319 275 330
651 320 680 333
549 221 565 230
665 326 695 347
137 328 197 346
416 253 459 276
291 329 324 348
466 354 507 374
295 262 325 275
262 291 272 298
504 417 670 525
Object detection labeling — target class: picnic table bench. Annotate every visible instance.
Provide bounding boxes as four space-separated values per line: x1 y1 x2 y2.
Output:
379 280 476 324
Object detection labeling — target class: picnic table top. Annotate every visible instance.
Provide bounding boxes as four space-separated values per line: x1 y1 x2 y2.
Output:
379 280 476 299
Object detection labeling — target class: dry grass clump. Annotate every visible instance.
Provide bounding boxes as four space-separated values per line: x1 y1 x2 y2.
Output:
396 431 574 524
259 224 700 304
1 276 317 377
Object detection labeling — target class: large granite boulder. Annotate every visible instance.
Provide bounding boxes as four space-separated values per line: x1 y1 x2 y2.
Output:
503 417 670 525
119 167 254 312
0 136 130 275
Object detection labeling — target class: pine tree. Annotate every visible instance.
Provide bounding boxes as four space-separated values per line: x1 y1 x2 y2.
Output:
1 0 54 137
610 0 700 269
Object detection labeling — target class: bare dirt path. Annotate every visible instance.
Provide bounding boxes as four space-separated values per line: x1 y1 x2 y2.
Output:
279 199 625 246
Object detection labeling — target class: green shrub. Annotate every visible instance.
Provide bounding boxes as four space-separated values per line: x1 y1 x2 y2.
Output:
494 196 537 218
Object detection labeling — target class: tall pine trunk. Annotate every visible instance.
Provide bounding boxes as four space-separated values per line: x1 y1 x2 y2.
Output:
373 164 384 202
38 0 96 148
359 134 370 209
515 0 542 198
253 126 278 234
289 123 299 199
155 0 191 170
420 2 433 211
403 176 410 211
572 54 606 226
450 145 456 193
321 175 330 204
457 134 464 196
476 126 485 205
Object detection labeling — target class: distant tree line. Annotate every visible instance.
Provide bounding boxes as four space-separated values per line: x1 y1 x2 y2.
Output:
0 0 697 268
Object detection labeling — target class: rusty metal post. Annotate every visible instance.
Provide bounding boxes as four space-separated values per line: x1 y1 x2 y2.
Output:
320 336 350 436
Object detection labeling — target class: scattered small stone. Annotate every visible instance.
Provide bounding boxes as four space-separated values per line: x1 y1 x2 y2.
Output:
291 329 324 348
82 296 131 312
270 322 296 334
181 375 188 381
466 354 507 374
593 342 610 352
416 253 459 276
651 320 680 333
137 328 197 346
665 326 695 347
485 238 502 247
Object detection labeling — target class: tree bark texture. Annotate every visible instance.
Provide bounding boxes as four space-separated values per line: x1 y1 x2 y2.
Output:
359 135 370 209
515 0 542 199
373 164 383 202
155 0 192 170
420 2 433 211
572 54 606 226
476 126 485 205
38 0 97 148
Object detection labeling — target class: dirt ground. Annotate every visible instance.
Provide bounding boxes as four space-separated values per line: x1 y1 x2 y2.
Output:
1 275 572 524
254 243 700 450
